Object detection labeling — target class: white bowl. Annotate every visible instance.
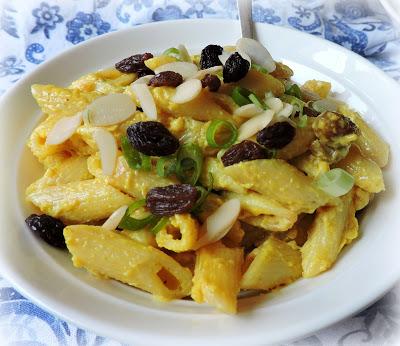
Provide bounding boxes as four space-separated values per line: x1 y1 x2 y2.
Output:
0 19 399 346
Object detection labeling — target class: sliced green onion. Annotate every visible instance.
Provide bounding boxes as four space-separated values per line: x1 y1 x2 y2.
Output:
285 84 302 99
267 149 277 159
118 199 159 231
206 120 238 149
121 136 151 171
252 63 268 74
192 174 214 214
151 217 169 234
298 114 308 128
156 157 177 177
231 86 252 106
178 44 191 62
281 94 305 120
248 93 267 110
163 47 181 60
316 168 354 197
176 143 203 185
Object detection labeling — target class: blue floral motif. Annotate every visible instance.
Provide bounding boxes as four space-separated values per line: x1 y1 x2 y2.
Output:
95 0 111 9
185 0 216 19
152 5 187 21
253 5 281 24
0 56 25 77
335 0 371 20
0 5 19 38
116 0 153 23
325 16 368 55
31 2 63 39
25 43 45 64
218 0 237 19
288 5 323 35
66 12 111 45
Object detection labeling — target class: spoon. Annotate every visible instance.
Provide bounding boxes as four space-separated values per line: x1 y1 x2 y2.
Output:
237 0 253 38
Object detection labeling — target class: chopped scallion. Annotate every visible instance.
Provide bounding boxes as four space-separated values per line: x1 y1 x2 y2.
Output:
298 114 308 128
285 83 302 99
252 63 268 74
206 120 238 149
150 217 169 234
121 136 151 171
231 86 252 106
176 143 203 185
316 168 354 197
163 47 181 60
118 199 159 231
248 93 267 110
156 157 177 177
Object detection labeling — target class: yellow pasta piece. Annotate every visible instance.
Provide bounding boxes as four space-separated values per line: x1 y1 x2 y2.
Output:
121 229 157 247
64 225 192 301
302 80 331 98
270 62 294 79
27 155 92 192
212 159 332 214
151 87 232 122
241 237 302 290
219 69 285 98
225 191 297 232
338 105 389 167
155 214 199 252
353 186 371 211
277 120 316 160
31 84 99 118
292 152 330 178
87 154 176 198
26 179 133 223
192 242 243 314
144 55 178 70
301 192 353 277
335 146 384 193
200 158 247 194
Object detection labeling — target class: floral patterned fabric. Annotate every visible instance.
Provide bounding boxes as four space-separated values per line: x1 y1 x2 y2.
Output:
0 0 399 345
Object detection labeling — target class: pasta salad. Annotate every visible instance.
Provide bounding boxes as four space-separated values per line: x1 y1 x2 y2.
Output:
24 38 389 314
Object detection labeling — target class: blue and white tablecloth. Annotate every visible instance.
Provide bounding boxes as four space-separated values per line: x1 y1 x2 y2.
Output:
1 0 400 345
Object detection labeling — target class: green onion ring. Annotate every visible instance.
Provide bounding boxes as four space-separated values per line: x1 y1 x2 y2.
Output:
162 47 181 60
176 143 203 185
151 217 169 234
118 199 159 231
121 136 151 171
251 63 268 74
316 168 354 197
206 120 238 149
248 93 266 110
231 86 252 106
285 84 302 99
156 157 177 177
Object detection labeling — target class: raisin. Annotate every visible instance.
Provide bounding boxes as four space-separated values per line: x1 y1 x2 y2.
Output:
221 140 266 167
256 122 296 149
223 52 250 83
148 71 183 87
136 67 155 77
115 52 153 73
126 121 180 156
146 184 198 216
25 214 66 249
201 74 221 92
200 44 223 69
303 106 320 117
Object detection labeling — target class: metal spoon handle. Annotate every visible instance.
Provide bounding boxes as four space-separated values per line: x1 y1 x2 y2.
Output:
237 0 253 38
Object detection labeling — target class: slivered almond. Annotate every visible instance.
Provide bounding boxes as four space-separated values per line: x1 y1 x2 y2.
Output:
154 62 198 80
171 79 202 104
195 199 241 249
234 104 264 118
236 37 276 72
237 110 274 141
102 205 128 231
46 112 82 145
94 128 117 176
133 75 153 85
192 66 223 80
277 103 294 118
86 94 136 126
131 83 157 120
